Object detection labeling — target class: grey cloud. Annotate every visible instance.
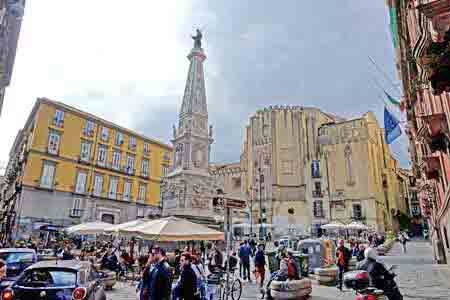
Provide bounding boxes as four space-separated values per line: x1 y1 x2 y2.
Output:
134 0 409 166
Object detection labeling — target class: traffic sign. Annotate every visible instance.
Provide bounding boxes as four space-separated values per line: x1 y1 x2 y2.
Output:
224 198 246 209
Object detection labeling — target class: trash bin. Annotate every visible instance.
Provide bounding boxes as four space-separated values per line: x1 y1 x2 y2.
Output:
267 251 280 274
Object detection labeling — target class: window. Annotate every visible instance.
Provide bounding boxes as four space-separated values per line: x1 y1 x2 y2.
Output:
353 204 362 220
54 109 64 127
143 143 150 154
345 145 355 185
80 141 91 162
97 145 107 166
112 151 121 170
311 160 320 178
75 170 87 194
93 174 103 197
141 159 149 177
137 207 145 218
313 182 322 197
101 214 115 224
115 132 124 146
47 131 60 155
40 161 56 189
129 136 136 150
125 155 135 174
101 127 109 142
123 181 132 201
313 201 324 217
83 120 95 137
163 151 170 161
162 165 169 177
108 176 119 199
138 183 146 203
71 198 82 217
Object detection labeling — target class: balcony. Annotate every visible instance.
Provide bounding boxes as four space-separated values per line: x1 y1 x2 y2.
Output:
312 190 323 198
69 208 83 218
423 153 441 180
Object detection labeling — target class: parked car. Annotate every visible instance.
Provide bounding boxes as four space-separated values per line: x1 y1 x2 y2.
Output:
0 248 37 291
1 260 106 300
37 249 57 261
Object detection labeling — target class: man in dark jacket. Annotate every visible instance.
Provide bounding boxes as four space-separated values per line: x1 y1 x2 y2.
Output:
335 239 351 291
148 246 171 300
172 253 198 300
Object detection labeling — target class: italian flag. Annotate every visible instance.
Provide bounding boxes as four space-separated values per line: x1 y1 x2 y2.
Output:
384 91 405 112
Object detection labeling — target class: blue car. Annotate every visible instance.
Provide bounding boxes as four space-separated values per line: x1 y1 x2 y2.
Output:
0 248 37 291
1 260 106 300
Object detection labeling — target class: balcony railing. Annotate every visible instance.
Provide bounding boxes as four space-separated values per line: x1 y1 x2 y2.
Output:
69 209 83 218
312 190 323 198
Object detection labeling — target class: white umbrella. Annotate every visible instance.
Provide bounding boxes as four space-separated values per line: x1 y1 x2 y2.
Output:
65 221 112 235
118 216 224 241
104 219 148 233
346 221 369 230
321 222 345 230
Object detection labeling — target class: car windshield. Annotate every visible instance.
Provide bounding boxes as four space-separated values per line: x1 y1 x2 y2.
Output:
17 269 77 288
0 252 34 264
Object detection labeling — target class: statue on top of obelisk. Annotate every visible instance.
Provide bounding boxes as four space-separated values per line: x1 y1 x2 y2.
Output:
192 28 202 48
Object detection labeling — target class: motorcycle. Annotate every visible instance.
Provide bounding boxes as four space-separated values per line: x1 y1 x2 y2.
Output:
344 265 403 300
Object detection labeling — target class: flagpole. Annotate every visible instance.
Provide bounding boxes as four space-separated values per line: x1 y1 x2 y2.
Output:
368 55 402 94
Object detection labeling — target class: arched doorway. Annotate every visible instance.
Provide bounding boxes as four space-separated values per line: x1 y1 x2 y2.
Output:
101 214 115 224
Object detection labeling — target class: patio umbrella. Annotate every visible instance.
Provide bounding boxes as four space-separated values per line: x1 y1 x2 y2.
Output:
104 219 148 233
346 221 369 230
65 221 112 235
119 216 224 241
321 222 345 230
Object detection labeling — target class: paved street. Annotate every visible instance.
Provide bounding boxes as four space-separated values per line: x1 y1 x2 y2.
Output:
106 240 450 300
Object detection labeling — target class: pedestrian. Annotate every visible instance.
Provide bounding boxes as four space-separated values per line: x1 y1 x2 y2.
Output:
399 232 408 253
238 240 252 282
138 254 153 300
238 242 244 278
207 243 223 274
148 246 171 300
335 239 351 291
172 252 199 300
254 243 266 290
199 241 206 261
191 255 207 300
356 244 365 262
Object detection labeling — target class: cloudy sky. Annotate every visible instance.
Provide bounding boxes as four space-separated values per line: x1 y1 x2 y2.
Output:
0 0 410 169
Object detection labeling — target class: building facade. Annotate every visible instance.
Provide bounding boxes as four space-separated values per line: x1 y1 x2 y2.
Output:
240 106 344 237
161 32 222 225
0 0 25 115
388 0 450 263
1 98 171 239
319 112 408 233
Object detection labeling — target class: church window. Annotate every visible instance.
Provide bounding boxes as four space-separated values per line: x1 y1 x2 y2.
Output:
344 144 355 185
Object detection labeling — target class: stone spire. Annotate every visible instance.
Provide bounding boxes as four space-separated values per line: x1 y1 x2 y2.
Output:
172 29 213 175
161 30 220 222
180 40 208 117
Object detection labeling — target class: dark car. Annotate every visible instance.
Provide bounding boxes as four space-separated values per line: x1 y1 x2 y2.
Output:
1 260 106 300
0 248 37 291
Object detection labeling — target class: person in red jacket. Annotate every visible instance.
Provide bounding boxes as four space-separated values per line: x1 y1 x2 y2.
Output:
336 239 351 291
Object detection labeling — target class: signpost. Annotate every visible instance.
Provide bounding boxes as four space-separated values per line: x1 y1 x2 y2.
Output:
213 192 246 300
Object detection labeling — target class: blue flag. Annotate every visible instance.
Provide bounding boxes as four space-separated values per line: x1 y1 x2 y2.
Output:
384 107 402 144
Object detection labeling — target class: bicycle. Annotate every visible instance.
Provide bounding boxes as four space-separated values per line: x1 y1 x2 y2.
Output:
212 268 242 300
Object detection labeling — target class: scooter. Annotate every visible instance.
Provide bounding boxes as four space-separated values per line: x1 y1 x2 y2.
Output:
344 265 403 300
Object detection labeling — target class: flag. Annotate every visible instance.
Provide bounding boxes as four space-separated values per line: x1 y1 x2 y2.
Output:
384 107 402 144
388 2 399 49
384 90 405 112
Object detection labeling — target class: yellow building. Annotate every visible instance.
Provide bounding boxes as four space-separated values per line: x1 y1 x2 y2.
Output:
5 98 171 236
318 111 404 233
240 106 344 237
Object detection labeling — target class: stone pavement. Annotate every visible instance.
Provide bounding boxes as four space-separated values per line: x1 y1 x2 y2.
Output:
106 240 450 300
